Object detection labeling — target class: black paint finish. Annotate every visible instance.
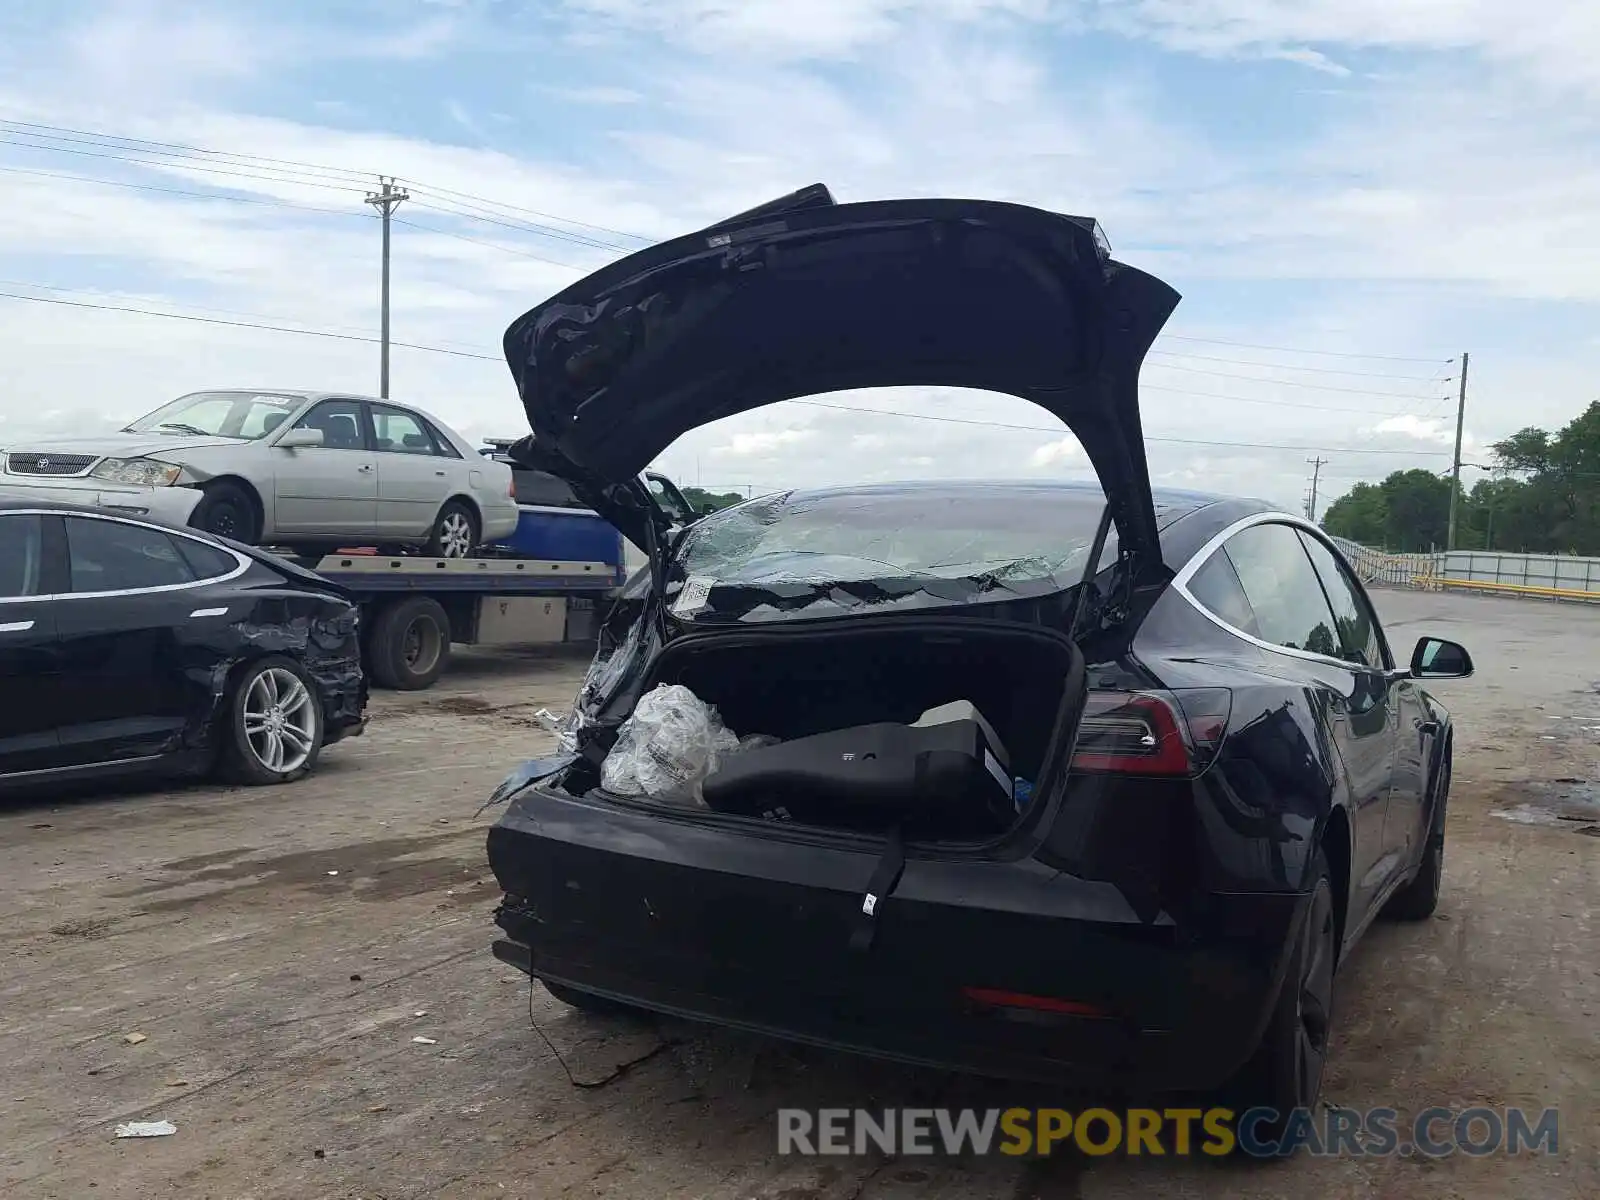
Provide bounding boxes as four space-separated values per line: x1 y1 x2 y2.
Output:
0 501 366 790
484 485 1464 1096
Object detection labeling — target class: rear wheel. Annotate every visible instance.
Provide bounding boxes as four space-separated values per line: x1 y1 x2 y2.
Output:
1223 849 1336 1149
366 596 451 690
1384 750 1449 921
190 481 260 544
219 656 324 785
426 501 478 559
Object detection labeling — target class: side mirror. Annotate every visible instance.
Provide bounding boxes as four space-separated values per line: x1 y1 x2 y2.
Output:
1410 636 1473 679
276 427 324 449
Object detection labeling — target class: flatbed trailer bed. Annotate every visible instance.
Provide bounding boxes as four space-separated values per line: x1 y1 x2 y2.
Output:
291 551 625 690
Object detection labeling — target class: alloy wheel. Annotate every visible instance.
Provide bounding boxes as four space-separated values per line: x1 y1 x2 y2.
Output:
438 512 473 558
242 667 316 775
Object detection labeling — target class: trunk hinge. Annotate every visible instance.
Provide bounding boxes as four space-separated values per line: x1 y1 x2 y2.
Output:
848 825 906 953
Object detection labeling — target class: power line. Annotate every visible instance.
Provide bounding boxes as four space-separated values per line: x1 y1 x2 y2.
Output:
0 163 362 216
788 399 1452 456
0 135 370 194
392 177 654 246
391 217 587 270
1158 333 1450 364
0 279 490 347
0 118 373 185
407 196 631 254
0 289 499 361
0 288 1463 459
1140 383 1430 417
1143 362 1447 401
1146 348 1448 383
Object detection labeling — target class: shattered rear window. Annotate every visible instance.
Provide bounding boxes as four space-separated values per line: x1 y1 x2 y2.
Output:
666 483 1116 624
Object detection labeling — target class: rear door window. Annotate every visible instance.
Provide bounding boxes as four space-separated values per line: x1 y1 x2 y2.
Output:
1297 530 1386 668
0 514 44 598
1219 522 1341 659
65 517 197 593
371 404 441 455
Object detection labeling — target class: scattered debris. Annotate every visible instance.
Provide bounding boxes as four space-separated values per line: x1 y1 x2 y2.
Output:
349 974 362 982
413 1011 427 1018
326 870 340 877
122 1033 148 1046
166 1080 189 1088
29 823 51 830
412 1036 438 1045
313 1148 326 1159
368 1104 390 1113
114 1120 176 1139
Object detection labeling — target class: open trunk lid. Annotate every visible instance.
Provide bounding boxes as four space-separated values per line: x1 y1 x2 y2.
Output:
500 185 1179 570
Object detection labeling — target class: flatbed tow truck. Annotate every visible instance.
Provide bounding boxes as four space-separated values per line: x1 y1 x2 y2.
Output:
283 548 629 691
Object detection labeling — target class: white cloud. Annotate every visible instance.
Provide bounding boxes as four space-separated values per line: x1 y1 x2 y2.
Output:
1031 437 1083 467
0 0 1596 519
710 428 816 457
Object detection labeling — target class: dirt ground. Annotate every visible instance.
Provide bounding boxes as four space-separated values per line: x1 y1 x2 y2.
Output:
1 590 1596 1199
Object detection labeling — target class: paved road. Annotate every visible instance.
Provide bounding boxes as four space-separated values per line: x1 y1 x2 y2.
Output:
0 592 1595 1198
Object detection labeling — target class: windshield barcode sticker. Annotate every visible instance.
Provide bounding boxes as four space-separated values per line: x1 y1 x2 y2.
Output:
672 576 714 616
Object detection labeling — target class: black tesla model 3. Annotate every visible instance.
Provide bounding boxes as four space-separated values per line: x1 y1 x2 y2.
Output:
481 186 1473 1120
0 501 367 791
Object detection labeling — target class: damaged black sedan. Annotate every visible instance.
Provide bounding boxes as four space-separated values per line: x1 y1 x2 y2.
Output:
483 186 1473 1122
0 501 366 790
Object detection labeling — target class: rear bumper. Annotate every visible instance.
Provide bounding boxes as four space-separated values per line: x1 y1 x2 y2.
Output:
0 476 204 523
486 787 1308 1095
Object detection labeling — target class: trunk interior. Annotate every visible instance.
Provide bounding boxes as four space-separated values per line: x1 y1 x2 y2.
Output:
600 621 1086 842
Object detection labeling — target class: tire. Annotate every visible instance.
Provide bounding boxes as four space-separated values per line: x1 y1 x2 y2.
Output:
1384 750 1449 921
219 656 324 785
542 980 640 1018
366 596 451 690
190 480 261 544
1224 848 1337 1149
425 500 479 559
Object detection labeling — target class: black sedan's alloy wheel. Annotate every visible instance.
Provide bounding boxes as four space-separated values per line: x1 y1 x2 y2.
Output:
219 656 325 785
1385 752 1450 921
1226 849 1337 1146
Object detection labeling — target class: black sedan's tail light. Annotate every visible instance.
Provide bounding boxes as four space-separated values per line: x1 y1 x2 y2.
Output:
1071 688 1232 777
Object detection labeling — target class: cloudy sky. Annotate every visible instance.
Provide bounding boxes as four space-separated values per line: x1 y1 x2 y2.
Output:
1 0 1596 516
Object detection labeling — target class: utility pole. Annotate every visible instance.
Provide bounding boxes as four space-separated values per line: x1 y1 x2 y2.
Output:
365 176 409 398
1445 351 1469 551
1304 456 1329 522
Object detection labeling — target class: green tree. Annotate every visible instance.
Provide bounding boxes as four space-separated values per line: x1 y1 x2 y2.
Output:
680 486 747 514
1322 470 1449 551
1321 399 1600 554
1321 481 1387 545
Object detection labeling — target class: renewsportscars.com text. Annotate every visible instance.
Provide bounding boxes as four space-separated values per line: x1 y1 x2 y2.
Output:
776 1106 1560 1159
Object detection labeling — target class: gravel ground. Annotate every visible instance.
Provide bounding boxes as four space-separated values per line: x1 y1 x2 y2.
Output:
1 591 1595 1199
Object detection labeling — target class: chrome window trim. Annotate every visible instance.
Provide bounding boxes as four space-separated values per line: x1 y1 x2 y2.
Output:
0 508 251 603
1170 510 1393 671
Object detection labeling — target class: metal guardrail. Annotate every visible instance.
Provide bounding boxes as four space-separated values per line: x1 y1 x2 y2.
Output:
1327 536 1600 603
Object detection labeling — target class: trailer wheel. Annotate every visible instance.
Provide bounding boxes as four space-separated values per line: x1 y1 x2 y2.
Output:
367 596 451 690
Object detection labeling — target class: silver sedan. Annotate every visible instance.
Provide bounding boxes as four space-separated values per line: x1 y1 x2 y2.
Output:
0 390 519 556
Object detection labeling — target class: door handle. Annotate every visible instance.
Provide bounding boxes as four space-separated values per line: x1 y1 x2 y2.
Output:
435 470 446 477
358 464 374 472
0 619 34 633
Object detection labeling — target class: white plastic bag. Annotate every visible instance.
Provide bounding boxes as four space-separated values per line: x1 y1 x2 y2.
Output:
601 684 740 805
